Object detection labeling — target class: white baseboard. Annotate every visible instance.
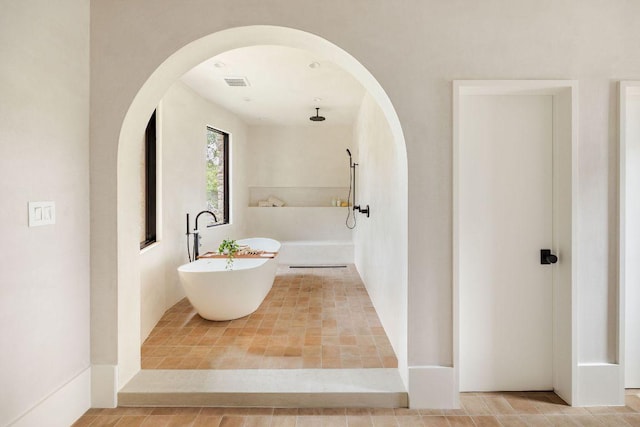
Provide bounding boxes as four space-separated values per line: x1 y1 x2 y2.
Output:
92 364 118 408
408 366 458 409
576 363 624 406
9 368 91 427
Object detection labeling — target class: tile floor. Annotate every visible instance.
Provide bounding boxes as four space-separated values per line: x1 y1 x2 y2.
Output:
75 390 640 426
141 265 398 370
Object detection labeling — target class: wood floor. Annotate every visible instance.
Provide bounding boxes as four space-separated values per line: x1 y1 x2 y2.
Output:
75 390 640 426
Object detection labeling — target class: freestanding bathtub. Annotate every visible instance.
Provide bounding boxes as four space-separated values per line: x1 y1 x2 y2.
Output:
177 237 280 321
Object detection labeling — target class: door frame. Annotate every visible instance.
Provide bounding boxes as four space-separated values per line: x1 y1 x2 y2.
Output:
620 81 640 388
452 80 578 405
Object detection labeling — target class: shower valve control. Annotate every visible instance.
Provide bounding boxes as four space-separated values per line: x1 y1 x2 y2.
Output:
540 249 558 265
354 204 370 218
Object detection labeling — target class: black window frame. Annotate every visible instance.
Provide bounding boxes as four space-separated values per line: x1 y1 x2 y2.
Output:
206 126 230 226
140 110 157 249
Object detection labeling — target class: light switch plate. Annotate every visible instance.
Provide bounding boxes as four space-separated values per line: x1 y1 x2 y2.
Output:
28 201 55 227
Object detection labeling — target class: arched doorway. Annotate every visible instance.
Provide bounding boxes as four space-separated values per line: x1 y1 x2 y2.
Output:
110 25 408 404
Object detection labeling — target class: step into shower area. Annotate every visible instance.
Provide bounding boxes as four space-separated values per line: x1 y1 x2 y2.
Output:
120 265 407 407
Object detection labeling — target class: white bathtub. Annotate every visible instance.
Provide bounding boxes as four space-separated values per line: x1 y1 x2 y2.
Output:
177 238 280 321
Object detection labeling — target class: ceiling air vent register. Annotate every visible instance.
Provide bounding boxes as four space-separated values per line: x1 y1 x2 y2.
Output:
223 77 250 87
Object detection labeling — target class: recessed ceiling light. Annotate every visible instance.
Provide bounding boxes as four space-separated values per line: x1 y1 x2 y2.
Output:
309 62 321 69
214 61 226 68
243 97 251 102
313 97 322 102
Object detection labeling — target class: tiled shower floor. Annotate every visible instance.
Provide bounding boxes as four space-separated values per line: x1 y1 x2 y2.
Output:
141 265 398 370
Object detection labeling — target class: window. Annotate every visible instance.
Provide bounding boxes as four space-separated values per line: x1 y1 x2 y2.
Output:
206 127 229 225
140 110 157 249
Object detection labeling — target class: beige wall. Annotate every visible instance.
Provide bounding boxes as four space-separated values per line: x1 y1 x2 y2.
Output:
0 0 90 424
88 0 640 406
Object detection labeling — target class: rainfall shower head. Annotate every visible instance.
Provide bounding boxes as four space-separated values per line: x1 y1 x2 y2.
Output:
346 148 351 157
310 107 326 122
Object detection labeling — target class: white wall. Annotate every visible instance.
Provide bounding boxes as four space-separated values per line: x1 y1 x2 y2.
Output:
0 0 91 424
140 82 249 343
88 0 640 407
354 94 408 383
248 125 354 188
140 245 167 342
245 125 354 243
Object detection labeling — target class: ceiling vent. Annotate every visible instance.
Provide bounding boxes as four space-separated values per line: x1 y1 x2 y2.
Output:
224 77 250 87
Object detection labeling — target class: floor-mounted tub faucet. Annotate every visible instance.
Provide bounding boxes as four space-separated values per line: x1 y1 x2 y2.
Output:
193 210 218 260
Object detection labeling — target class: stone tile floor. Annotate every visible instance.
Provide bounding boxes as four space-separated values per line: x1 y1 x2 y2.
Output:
141 265 397 370
125 266 640 426
74 390 640 426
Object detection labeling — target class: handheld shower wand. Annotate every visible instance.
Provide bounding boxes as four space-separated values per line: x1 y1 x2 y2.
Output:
346 149 356 229
347 148 371 224
346 148 357 205
345 148 370 229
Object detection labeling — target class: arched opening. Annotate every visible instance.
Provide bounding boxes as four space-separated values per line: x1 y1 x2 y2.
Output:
115 25 408 398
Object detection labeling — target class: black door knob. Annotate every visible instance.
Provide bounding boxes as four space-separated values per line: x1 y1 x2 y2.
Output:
540 249 558 264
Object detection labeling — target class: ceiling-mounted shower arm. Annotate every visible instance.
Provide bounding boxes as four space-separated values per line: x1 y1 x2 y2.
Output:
310 107 326 122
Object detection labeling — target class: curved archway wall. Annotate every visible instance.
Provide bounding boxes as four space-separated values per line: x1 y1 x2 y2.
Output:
92 24 410 404
90 1 635 408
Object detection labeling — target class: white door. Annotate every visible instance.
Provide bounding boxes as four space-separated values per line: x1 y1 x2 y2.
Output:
459 94 554 391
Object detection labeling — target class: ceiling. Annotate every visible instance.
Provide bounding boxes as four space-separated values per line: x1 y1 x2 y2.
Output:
180 45 365 126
